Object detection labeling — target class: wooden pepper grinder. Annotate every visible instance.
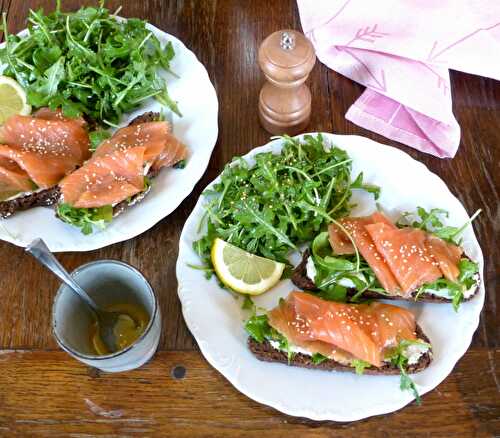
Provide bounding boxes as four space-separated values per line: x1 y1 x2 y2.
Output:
258 29 316 135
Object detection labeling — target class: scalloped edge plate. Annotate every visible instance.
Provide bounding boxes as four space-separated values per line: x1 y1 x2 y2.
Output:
176 133 484 421
0 20 218 252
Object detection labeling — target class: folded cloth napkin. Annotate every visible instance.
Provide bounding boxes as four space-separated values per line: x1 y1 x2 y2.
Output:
297 0 500 157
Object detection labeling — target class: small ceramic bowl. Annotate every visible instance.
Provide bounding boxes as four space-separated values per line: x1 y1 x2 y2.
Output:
52 260 161 372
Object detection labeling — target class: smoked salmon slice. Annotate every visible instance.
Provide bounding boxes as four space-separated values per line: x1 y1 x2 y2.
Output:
365 224 442 295
59 120 188 208
0 156 34 195
268 291 417 367
425 235 463 281
59 147 146 208
33 108 88 129
328 212 396 255
2 113 90 163
92 121 187 168
151 132 188 170
328 213 400 294
0 111 90 194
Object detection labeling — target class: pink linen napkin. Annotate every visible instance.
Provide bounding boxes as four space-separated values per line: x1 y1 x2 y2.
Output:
297 0 500 158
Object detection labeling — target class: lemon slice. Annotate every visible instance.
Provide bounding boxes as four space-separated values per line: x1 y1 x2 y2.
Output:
0 76 31 125
211 238 285 295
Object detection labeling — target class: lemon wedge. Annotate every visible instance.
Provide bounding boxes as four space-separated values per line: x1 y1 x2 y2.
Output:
211 238 285 295
0 76 31 125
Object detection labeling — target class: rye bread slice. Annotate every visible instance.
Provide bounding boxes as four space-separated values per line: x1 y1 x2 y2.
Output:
248 325 432 375
292 249 479 303
0 111 173 219
0 186 61 218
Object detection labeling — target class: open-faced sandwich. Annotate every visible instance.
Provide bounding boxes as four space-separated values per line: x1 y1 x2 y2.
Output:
0 110 187 234
56 112 187 234
246 291 432 402
292 208 480 310
0 109 91 218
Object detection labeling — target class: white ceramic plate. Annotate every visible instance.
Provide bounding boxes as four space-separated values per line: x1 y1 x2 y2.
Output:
0 22 218 252
176 133 485 422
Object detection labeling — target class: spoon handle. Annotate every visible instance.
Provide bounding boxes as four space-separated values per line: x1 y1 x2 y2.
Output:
25 238 99 312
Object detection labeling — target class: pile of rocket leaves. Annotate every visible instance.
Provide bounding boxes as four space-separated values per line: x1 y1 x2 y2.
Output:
0 0 180 126
193 134 379 276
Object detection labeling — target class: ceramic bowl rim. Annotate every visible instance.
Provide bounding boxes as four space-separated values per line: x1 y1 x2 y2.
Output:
52 259 158 361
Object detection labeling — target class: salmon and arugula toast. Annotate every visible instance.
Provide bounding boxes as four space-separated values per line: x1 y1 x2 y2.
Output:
0 110 187 233
56 112 187 234
292 208 480 310
0 109 91 217
246 291 431 402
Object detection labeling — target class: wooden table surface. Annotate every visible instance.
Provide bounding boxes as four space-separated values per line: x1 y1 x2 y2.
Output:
0 1 499 436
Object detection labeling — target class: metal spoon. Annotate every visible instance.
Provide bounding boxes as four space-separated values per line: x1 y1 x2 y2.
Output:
25 238 123 354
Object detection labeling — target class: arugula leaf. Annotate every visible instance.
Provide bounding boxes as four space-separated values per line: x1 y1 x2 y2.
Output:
174 159 187 169
56 203 113 235
241 295 256 313
458 259 479 286
186 263 214 276
397 207 481 245
244 314 294 363
0 4 180 125
350 172 381 200
156 87 182 117
244 315 270 343
312 232 356 271
36 56 65 99
399 367 421 405
89 130 112 151
351 359 371 375
417 258 479 311
316 285 348 302
386 339 430 405
311 353 328 365
310 230 379 303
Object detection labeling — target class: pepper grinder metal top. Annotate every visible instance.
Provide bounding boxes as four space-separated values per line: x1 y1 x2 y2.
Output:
258 29 316 135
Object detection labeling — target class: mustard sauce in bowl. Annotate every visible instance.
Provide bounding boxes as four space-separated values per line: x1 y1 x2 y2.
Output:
90 303 150 355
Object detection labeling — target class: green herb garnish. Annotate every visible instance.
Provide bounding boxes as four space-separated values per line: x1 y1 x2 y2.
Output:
0 1 180 126
89 129 112 151
310 231 382 303
351 359 371 375
385 339 431 405
194 134 378 270
397 207 481 246
245 314 295 363
241 295 256 313
245 314 271 343
174 159 186 169
56 203 113 235
416 258 479 311
311 353 328 365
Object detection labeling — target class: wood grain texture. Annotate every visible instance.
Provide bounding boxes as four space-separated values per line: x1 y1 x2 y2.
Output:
0 350 499 437
0 0 498 435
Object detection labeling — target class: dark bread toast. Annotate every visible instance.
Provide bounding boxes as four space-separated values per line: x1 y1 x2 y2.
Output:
0 186 61 218
292 249 479 303
0 112 175 218
248 325 432 375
